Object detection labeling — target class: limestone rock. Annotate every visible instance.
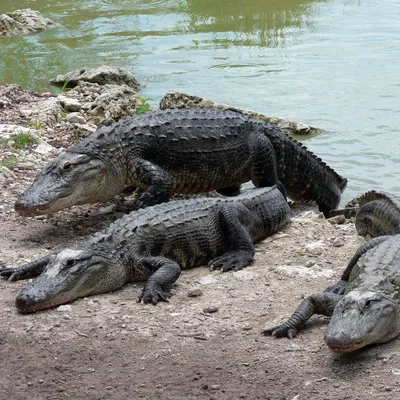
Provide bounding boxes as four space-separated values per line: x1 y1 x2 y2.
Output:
159 90 322 136
70 82 142 125
19 97 64 125
57 95 82 112
0 9 59 37
50 66 142 91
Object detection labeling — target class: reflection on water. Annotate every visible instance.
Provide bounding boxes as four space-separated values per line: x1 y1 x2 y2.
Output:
183 0 326 47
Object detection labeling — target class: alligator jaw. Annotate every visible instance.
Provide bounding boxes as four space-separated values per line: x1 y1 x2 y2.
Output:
15 191 73 216
326 340 365 354
15 290 73 313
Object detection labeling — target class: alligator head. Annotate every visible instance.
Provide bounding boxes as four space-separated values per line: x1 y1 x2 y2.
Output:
15 152 124 216
324 289 399 353
15 249 128 313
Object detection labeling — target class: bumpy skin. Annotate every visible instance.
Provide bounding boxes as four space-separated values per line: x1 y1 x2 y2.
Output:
263 235 400 353
15 108 347 216
2 187 291 313
263 194 400 353
355 191 400 237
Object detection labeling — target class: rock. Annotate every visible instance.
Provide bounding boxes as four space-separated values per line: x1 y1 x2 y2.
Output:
0 9 59 37
0 124 33 138
188 288 203 297
20 97 64 125
69 82 142 125
0 166 16 179
327 215 346 225
50 66 142 90
57 305 72 312
159 90 322 136
72 123 97 137
0 99 10 108
305 240 324 255
65 113 86 124
271 264 334 279
197 276 218 285
33 142 54 155
57 95 82 112
203 306 219 314
332 237 345 247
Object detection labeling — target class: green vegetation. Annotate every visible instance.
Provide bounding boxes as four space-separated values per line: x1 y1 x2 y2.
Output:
10 132 38 149
135 96 152 115
0 132 38 150
0 156 19 168
30 120 45 130
61 78 72 91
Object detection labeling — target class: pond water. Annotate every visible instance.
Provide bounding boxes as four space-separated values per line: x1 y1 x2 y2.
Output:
1 0 399 203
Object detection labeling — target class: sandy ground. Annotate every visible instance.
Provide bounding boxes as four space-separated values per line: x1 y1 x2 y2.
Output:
1 85 400 399
1 181 400 400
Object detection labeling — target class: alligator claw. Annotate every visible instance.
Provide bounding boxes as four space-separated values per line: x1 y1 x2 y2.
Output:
208 252 253 272
138 284 171 305
262 323 298 339
0 268 20 281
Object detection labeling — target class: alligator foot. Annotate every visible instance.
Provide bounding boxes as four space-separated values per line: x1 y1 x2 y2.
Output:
262 322 298 339
208 251 253 272
0 255 51 281
324 280 347 295
0 267 23 281
138 283 172 305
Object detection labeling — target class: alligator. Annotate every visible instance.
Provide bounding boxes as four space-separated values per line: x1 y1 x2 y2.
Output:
2 186 291 313
263 192 400 353
355 190 400 237
14 108 347 216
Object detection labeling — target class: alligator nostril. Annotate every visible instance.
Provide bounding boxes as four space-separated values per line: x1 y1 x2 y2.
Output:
15 291 38 313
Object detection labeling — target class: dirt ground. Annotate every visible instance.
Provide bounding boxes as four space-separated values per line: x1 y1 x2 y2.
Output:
1 86 400 400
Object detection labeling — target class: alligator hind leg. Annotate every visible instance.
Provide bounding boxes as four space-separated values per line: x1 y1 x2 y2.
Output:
208 204 255 272
0 254 52 281
263 292 342 339
250 133 278 187
137 257 181 305
131 159 173 208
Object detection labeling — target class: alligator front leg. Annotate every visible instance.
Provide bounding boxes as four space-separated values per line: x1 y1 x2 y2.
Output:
263 292 342 339
131 159 173 208
0 254 53 281
137 257 181 305
209 205 255 272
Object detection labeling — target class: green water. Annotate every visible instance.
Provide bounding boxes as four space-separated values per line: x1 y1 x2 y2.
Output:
1 0 399 202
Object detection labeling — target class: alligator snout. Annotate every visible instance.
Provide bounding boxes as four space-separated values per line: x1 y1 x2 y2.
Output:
324 331 363 353
16 291 38 313
15 290 48 313
14 197 49 216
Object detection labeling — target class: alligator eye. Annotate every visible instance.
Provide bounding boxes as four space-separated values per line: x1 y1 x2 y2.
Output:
62 162 73 172
365 299 373 308
66 259 76 267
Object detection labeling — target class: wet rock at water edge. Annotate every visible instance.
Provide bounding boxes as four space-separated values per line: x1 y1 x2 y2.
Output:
50 66 142 91
0 9 59 37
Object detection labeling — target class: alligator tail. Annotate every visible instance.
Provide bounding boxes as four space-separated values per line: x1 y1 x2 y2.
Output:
263 126 347 214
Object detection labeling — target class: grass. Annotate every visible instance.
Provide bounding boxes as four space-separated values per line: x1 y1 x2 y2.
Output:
0 132 38 150
135 96 152 115
30 120 45 130
0 156 19 168
9 132 38 149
